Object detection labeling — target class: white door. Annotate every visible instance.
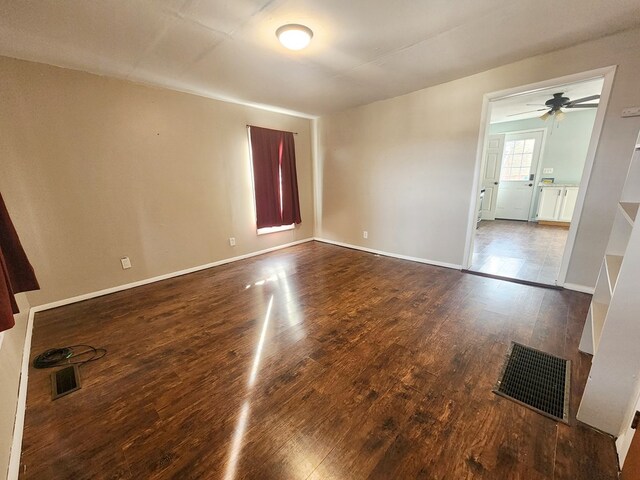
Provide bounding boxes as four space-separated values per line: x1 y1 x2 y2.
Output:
558 187 579 222
537 187 563 220
480 134 505 220
495 131 544 221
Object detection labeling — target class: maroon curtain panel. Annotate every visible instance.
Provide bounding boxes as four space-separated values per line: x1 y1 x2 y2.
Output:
280 132 302 225
250 127 283 229
249 126 302 229
0 192 39 332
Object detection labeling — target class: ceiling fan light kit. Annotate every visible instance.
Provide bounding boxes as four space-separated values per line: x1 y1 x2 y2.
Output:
508 92 601 121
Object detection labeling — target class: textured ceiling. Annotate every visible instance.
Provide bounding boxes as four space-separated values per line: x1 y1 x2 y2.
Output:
0 0 639 117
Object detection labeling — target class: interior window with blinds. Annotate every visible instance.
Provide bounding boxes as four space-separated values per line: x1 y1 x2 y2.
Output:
248 126 302 233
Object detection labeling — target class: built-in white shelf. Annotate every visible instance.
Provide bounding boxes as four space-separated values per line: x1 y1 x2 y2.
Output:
619 201 639 225
621 148 640 200
593 260 612 306
590 300 609 354
578 128 640 468
605 254 623 294
609 211 633 256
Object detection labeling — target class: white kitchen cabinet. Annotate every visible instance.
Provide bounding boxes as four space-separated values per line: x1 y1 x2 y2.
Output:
537 186 563 220
558 187 579 222
536 184 579 223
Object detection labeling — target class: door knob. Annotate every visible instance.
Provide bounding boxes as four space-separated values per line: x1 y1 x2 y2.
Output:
494 182 499 185
528 183 533 186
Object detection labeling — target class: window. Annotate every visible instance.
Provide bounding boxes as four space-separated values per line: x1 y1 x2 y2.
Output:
500 138 535 181
248 126 301 233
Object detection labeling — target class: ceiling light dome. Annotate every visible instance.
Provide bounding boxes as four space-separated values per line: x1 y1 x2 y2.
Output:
276 24 313 51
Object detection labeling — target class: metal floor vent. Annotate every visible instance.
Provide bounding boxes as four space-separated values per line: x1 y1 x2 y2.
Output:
51 365 81 400
494 342 570 423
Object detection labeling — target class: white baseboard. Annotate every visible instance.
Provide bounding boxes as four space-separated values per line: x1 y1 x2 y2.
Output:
34 238 314 312
562 283 595 294
7 307 35 480
313 237 462 270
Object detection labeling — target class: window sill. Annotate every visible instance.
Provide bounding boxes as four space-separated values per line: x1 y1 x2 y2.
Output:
257 224 295 235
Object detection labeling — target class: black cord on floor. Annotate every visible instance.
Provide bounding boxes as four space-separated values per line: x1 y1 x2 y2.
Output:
33 344 107 369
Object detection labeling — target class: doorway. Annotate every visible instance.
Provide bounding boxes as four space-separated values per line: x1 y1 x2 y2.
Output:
464 67 616 287
483 130 545 221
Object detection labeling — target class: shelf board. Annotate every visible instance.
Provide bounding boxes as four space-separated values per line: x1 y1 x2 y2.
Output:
594 260 612 306
619 202 639 225
591 300 609 354
605 254 624 294
579 312 594 355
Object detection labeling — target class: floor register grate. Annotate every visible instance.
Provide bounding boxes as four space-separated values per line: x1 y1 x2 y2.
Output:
51 365 81 400
494 342 570 423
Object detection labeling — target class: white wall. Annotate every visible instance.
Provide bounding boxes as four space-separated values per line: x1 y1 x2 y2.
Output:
317 27 640 288
0 57 314 306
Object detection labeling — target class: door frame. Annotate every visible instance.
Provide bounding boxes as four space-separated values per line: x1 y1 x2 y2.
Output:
494 128 548 221
462 65 617 287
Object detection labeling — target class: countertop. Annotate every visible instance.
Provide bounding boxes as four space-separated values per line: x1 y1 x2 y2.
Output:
537 183 580 187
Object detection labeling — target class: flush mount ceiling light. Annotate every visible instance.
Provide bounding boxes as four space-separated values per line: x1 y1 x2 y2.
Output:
276 24 313 51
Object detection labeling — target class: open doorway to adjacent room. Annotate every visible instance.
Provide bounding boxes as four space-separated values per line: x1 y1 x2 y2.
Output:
467 74 609 286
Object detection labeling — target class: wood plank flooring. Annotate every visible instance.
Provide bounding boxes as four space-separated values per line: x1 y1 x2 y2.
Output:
471 220 569 285
20 241 617 479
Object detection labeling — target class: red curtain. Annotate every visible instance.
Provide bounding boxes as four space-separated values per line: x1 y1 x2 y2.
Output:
249 126 301 229
0 192 39 332
280 132 302 226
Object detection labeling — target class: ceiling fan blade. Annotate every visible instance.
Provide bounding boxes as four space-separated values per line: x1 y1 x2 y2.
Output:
565 103 599 108
507 108 548 117
565 94 600 106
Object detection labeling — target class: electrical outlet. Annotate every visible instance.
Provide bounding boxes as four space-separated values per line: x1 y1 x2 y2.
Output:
120 256 131 269
543 168 554 174
229 237 236 246
363 231 368 239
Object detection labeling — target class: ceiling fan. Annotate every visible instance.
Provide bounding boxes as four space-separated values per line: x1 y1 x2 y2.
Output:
508 92 600 121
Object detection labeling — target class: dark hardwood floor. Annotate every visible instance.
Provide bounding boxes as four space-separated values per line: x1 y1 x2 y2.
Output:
21 241 617 479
